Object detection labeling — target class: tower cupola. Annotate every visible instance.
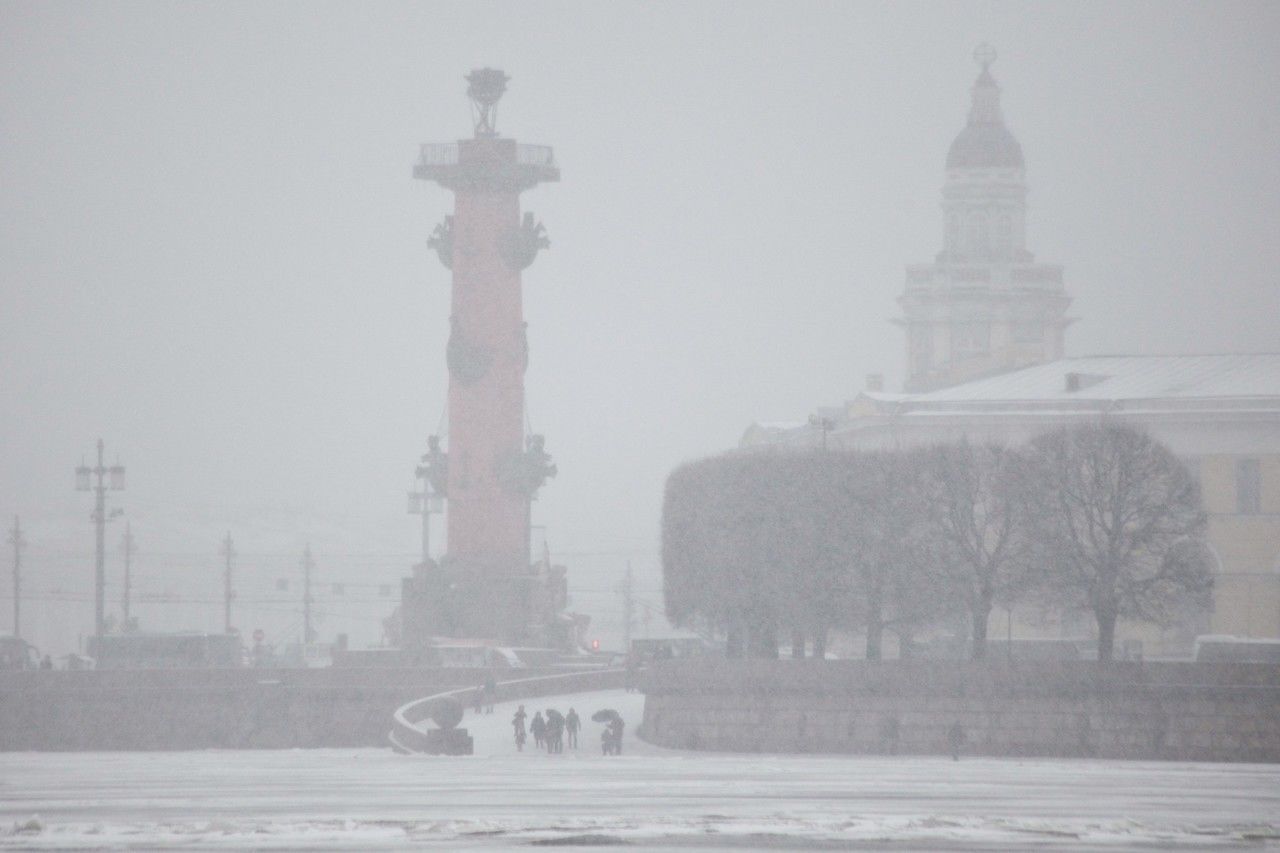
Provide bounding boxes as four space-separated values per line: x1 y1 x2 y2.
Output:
895 45 1071 393
946 47 1024 170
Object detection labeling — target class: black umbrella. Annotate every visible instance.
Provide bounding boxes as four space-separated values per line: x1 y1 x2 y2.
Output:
591 709 621 724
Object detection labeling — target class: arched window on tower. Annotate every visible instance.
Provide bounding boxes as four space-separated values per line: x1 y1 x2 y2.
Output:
910 325 933 377
970 212 989 256
952 320 990 358
996 214 1012 254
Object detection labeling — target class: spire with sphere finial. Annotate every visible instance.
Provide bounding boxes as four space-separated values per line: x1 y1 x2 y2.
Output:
968 43 1003 126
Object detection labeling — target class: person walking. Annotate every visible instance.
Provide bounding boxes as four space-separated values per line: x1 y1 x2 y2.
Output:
512 705 527 752
608 716 625 755
565 708 580 749
530 711 546 750
545 709 564 754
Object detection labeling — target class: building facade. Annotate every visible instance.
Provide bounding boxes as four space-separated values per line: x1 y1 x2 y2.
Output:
743 355 1280 654
897 48 1071 392
739 50 1278 655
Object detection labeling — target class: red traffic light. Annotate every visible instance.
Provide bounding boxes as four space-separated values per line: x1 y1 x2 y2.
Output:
591 639 600 651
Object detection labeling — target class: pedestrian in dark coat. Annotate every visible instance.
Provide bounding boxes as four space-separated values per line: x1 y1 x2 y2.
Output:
565 708 581 749
607 717 625 755
530 711 546 750
545 709 565 753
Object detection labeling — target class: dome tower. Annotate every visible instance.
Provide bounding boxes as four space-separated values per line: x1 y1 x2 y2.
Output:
896 46 1072 392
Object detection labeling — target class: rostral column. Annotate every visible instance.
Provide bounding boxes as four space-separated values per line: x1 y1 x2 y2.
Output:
414 69 559 643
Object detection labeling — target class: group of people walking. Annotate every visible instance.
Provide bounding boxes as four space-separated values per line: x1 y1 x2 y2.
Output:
511 705 582 753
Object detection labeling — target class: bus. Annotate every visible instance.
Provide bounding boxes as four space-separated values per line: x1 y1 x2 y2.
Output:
0 636 39 671
1193 635 1280 664
87 632 242 669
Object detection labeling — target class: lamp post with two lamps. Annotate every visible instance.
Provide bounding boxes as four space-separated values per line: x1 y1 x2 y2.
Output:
409 435 447 567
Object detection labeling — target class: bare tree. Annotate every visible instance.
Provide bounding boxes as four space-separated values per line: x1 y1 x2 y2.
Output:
1021 423 1212 662
841 449 953 660
663 449 956 662
922 441 1033 660
663 453 800 659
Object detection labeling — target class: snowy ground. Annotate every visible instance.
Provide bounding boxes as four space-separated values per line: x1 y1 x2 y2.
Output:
2 688 1278 850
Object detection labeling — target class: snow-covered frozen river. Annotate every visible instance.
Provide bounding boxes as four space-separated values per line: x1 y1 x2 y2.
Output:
2 689 1278 850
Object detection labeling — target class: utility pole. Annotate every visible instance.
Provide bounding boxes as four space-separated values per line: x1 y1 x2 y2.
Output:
620 561 634 656
8 517 25 640
119 523 136 630
301 545 315 645
75 439 125 637
220 532 235 634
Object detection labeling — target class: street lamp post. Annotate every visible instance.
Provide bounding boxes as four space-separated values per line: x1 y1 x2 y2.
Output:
406 486 442 567
409 437 446 566
808 414 835 452
75 439 124 637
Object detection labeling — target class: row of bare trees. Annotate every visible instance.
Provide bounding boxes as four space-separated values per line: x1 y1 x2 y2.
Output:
662 423 1214 662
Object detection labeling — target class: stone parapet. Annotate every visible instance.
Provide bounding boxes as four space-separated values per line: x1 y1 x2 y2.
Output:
639 660 1280 762
0 666 594 751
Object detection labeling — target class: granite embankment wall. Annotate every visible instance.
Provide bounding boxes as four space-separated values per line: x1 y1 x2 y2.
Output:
639 660 1280 762
0 667 578 750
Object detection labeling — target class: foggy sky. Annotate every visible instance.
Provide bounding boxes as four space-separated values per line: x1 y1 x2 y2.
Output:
2 1 1278 653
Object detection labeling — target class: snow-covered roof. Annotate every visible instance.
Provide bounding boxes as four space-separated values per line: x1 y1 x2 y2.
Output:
909 354 1280 405
740 354 1280 451
750 421 806 431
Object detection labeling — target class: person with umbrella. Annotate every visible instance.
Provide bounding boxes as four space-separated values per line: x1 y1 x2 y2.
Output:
593 709 624 755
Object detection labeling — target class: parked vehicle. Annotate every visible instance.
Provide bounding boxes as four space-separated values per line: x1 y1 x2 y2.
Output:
0 636 39 671
1194 635 1280 664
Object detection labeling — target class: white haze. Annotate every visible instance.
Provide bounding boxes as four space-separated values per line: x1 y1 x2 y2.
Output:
2 1 1278 653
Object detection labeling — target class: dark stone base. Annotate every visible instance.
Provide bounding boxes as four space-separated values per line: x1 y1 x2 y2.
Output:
423 728 473 755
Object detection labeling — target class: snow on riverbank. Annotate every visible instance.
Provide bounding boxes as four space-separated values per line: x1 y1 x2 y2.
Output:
3 689 1278 850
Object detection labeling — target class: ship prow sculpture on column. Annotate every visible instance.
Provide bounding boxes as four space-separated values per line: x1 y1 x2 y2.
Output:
399 69 574 653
